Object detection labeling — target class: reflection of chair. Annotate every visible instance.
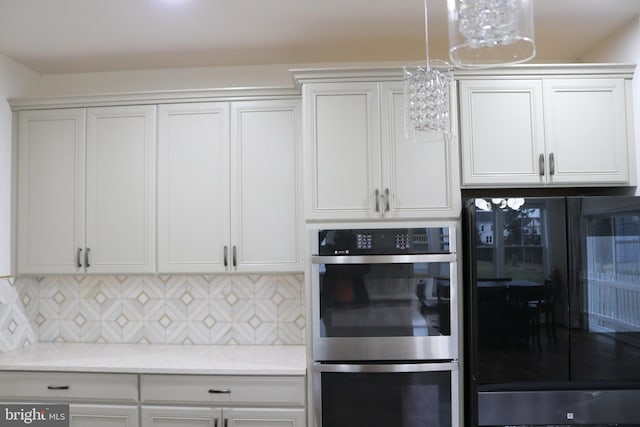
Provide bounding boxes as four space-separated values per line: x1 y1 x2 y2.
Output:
510 286 543 351
538 279 558 344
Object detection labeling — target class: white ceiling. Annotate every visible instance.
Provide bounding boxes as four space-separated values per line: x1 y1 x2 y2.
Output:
0 0 639 75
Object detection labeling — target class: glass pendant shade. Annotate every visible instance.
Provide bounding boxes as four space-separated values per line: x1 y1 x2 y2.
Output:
448 0 536 68
404 63 451 137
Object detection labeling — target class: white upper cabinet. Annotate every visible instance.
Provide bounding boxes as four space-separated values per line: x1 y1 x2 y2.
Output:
303 81 381 220
380 81 460 218
158 99 302 274
85 106 156 274
230 100 302 273
158 102 230 274
17 109 86 274
302 79 460 221
459 70 634 187
458 79 545 186
542 78 629 184
16 106 156 274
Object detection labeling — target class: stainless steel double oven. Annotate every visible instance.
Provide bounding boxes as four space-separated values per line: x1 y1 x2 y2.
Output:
310 223 460 427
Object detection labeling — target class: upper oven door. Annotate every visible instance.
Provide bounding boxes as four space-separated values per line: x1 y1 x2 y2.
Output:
311 226 458 361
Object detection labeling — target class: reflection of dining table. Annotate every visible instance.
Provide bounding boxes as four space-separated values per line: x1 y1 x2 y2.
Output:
477 279 540 289
477 279 544 301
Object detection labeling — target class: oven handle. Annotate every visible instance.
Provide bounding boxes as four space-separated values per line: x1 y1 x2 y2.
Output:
313 361 457 374
311 253 455 264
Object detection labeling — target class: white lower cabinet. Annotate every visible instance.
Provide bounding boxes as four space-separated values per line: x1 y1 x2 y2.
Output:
0 372 139 426
141 406 305 427
140 374 306 427
70 404 139 427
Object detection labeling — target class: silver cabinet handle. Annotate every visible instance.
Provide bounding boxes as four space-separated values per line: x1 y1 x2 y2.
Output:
208 388 231 394
539 153 545 176
232 246 237 268
384 188 390 212
85 248 91 268
374 189 380 212
223 246 228 267
47 385 69 390
549 152 555 176
77 248 83 268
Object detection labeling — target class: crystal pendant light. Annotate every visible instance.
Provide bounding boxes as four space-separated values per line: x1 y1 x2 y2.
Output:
447 0 536 68
404 0 451 138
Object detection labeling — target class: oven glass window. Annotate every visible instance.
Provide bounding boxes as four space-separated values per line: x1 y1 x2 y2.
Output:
319 262 451 337
320 370 452 427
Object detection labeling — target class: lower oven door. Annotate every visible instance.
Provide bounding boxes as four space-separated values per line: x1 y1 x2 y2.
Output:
313 361 459 427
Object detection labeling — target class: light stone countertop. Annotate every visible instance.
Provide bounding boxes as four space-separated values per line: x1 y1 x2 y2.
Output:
0 343 306 376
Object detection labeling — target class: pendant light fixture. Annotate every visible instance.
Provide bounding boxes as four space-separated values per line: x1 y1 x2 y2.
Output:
447 0 536 68
404 0 451 139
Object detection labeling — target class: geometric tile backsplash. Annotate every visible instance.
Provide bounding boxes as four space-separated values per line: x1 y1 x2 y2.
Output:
0 277 38 355
0 274 305 355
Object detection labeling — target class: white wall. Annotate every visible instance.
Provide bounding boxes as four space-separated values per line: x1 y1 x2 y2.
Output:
32 64 296 97
580 15 640 194
0 54 39 276
29 60 410 97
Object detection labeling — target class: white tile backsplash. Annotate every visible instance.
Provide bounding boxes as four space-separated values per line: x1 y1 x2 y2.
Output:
0 274 305 350
0 277 37 354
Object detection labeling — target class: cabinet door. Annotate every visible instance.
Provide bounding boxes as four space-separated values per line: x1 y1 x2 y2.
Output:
230 100 302 272
141 406 220 427
70 404 138 427
85 106 156 273
459 79 545 186
158 103 231 274
303 82 381 219
543 78 629 184
380 81 460 218
17 109 86 274
226 408 305 427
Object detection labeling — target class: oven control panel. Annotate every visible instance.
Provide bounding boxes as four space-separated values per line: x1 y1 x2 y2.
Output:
319 227 450 255
355 233 373 250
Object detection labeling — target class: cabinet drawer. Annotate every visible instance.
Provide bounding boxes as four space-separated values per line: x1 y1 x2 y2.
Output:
0 372 138 403
140 374 305 406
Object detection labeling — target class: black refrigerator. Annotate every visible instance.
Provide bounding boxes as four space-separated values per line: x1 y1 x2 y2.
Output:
463 196 640 426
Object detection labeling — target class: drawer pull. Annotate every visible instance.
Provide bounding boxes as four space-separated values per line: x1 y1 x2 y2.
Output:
208 388 231 394
47 385 70 390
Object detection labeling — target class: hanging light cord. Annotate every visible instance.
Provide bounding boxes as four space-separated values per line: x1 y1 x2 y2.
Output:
423 0 430 71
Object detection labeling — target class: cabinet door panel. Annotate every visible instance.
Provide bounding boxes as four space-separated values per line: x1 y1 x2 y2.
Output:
17 109 86 274
380 82 459 217
141 406 220 427
544 78 629 184
158 103 230 273
230 100 302 272
304 83 381 219
86 106 156 273
70 404 138 427
459 80 545 186
227 408 305 427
